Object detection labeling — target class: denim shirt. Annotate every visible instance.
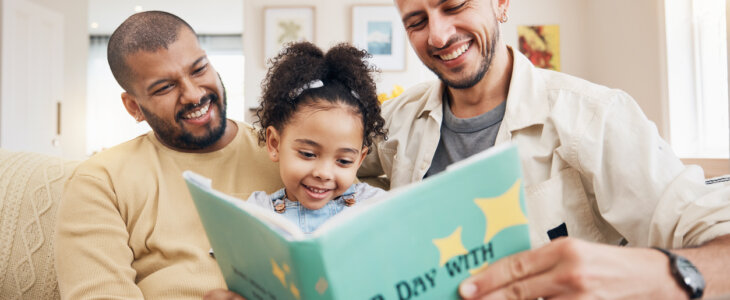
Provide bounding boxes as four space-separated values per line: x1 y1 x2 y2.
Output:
247 183 385 234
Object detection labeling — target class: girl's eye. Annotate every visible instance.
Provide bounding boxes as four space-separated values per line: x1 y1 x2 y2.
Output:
337 159 354 166
298 151 315 158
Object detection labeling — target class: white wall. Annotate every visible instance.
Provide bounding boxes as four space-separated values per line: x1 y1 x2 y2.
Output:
243 0 435 122
504 0 590 79
727 0 730 152
27 0 89 160
0 0 672 157
506 0 668 139
244 0 670 138
87 0 243 35
0 1 3 130
665 0 698 152
584 0 668 138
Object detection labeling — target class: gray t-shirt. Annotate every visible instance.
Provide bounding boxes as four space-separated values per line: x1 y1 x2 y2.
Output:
425 97 506 177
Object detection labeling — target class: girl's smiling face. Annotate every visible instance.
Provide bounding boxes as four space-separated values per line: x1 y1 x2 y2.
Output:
265 102 368 210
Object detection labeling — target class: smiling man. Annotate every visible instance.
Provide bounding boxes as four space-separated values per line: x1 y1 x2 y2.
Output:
54 11 282 299
356 0 730 299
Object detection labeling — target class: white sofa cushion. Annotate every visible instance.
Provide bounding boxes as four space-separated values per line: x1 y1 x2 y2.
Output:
0 149 78 299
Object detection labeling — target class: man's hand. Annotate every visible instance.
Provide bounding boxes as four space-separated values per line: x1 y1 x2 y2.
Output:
458 237 687 300
203 289 246 300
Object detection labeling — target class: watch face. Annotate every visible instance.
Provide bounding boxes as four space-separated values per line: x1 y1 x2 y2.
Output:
675 256 705 299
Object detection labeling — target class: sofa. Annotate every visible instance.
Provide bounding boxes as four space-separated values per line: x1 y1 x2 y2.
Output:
0 148 79 300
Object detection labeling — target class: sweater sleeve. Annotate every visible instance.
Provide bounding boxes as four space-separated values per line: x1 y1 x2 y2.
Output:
55 170 144 299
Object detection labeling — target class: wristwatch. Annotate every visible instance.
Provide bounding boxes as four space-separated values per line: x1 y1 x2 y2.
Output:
653 247 705 299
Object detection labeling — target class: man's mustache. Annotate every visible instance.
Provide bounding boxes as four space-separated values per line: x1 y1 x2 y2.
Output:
176 93 218 121
427 35 470 56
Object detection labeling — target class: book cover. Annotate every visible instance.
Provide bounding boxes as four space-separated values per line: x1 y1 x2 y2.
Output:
184 143 530 300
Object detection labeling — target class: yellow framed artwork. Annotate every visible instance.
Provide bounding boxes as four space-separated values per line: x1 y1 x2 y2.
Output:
517 25 560 71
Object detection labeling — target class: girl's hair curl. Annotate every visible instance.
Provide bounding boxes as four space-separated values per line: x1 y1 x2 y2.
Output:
255 41 387 151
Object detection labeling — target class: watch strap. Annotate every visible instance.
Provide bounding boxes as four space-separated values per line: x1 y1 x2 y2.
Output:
653 247 705 299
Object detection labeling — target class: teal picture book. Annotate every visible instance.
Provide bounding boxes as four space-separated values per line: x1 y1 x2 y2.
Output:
183 143 530 300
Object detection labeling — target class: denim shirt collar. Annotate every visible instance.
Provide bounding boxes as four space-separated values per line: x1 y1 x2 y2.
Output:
268 184 357 203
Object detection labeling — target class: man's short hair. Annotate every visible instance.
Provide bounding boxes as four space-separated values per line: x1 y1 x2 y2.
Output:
107 11 196 93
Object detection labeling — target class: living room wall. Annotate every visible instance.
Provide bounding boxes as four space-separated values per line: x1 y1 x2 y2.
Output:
584 0 668 138
242 0 435 122
241 0 597 121
244 0 670 139
0 0 88 160
507 0 668 139
505 0 590 79
0 1 3 132
0 0 673 158
27 0 89 160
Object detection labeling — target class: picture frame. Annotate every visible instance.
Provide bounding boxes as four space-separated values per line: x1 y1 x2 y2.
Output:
351 5 406 71
517 25 561 71
263 6 315 66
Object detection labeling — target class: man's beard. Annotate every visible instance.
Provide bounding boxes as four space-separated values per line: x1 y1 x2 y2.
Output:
140 86 228 151
428 22 499 90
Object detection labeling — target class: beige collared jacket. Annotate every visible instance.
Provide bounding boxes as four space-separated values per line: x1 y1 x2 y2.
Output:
359 50 730 249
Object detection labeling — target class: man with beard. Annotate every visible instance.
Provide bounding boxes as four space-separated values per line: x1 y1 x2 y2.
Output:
54 11 281 299
354 0 730 299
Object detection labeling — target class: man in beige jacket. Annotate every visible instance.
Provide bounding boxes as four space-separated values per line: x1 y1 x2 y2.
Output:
206 0 730 299
357 0 730 299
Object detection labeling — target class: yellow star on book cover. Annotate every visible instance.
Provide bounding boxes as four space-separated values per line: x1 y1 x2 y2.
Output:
475 179 527 243
432 226 469 266
271 259 286 287
290 283 301 300
315 277 329 295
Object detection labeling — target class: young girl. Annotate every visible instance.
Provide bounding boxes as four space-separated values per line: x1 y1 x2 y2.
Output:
247 41 388 234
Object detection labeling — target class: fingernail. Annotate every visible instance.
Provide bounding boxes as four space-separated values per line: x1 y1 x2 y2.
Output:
459 281 477 298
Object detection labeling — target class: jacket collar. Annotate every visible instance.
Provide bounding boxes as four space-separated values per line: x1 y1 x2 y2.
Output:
417 80 445 120
501 47 550 134
416 47 549 133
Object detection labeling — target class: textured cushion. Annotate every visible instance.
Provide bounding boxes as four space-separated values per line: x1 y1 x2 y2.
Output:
0 149 79 300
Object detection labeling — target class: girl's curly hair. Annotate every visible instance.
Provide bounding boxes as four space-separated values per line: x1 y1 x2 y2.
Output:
255 41 387 151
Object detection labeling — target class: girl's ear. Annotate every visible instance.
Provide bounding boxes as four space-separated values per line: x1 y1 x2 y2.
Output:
266 126 281 162
356 146 369 168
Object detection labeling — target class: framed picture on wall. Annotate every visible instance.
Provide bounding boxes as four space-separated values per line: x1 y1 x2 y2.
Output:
263 6 315 66
517 25 561 71
351 5 406 71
